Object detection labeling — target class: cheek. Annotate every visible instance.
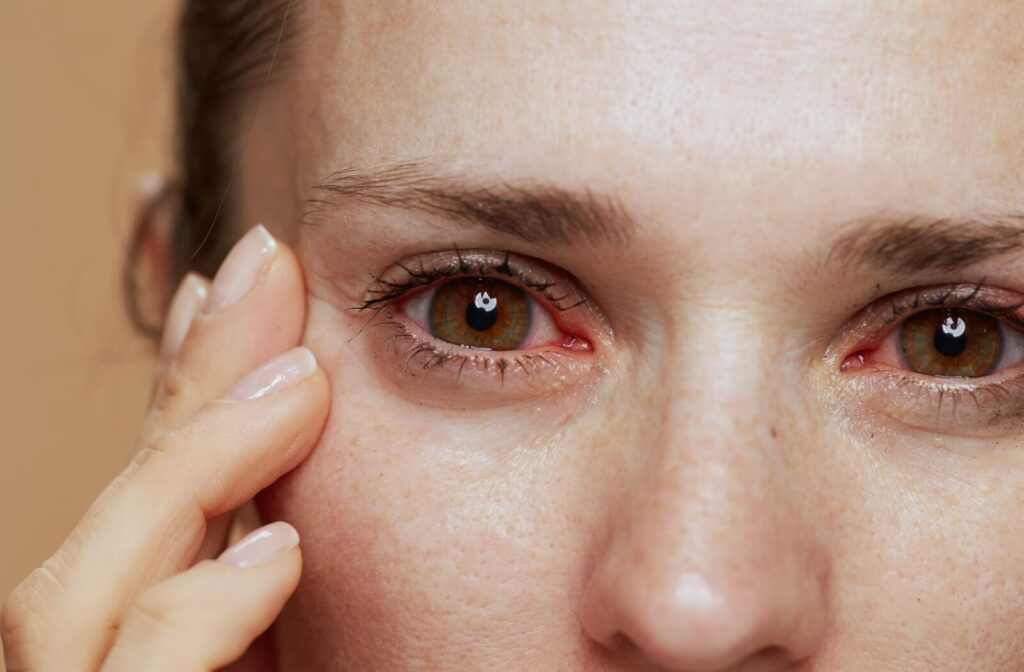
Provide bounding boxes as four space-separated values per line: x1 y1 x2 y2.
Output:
256 305 636 665
916 473 1024 659
827 445 1024 666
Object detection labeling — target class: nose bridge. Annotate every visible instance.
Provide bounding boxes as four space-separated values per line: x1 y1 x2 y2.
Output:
580 302 829 669
630 346 799 604
647 302 790 547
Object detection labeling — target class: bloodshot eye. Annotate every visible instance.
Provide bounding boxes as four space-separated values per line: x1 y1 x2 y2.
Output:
845 301 1024 380
401 276 568 351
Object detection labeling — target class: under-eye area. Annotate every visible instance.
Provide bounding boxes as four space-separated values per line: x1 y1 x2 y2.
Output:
834 282 1024 436
348 248 611 406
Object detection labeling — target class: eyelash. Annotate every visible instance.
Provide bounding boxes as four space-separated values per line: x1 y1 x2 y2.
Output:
373 318 564 385
349 248 593 385
352 248 587 315
872 281 1024 333
350 252 1024 431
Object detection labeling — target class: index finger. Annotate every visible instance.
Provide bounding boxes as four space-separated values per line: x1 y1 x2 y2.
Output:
2 348 330 671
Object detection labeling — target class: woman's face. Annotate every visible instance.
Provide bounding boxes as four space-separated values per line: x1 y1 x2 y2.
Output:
238 1 1024 669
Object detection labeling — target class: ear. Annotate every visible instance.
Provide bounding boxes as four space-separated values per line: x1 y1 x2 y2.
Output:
126 172 181 339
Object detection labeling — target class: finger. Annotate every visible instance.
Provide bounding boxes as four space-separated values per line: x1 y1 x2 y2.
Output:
145 226 301 569
228 500 265 547
1 348 329 670
142 225 307 445
193 500 263 564
100 522 302 672
192 510 234 563
157 273 209 367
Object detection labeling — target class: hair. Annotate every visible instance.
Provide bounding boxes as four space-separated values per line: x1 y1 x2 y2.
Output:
126 0 297 337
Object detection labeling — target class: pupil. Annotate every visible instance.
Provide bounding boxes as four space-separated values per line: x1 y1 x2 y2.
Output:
465 290 499 331
933 315 968 358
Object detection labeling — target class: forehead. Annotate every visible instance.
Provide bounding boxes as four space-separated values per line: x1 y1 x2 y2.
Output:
276 1 1024 237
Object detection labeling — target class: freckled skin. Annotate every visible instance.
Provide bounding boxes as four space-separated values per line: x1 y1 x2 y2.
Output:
240 1 1024 670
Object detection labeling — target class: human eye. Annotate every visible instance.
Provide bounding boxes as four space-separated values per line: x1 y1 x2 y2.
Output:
349 248 611 408
833 283 1024 437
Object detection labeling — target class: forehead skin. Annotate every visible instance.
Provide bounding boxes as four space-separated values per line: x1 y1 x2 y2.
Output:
239 1 1024 670
245 0 1024 249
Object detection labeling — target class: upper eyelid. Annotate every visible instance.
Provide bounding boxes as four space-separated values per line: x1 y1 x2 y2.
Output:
872 284 1024 334
350 248 589 315
830 282 1024 365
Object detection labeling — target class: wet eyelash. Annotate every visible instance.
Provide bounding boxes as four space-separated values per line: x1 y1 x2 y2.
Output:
348 248 588 316
878 281 1024 331
378 316 561 385
870 366 1024 427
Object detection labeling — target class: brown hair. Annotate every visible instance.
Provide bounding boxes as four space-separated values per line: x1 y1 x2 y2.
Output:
126 0 296 337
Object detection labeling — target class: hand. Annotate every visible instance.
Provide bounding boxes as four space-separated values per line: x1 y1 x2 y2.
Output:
1 225 330 671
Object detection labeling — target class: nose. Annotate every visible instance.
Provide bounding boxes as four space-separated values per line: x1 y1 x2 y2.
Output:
579 425 830 671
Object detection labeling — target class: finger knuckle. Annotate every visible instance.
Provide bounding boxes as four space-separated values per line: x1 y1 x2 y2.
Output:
1 562 64 656
123 585 182 645
151 363 202 419
149 426 190 459
130 427 189 473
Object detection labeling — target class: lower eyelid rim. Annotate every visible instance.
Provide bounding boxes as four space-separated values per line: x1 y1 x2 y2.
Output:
840 355 1024 389
838 362 1011 405
375 312 600 395
833 360 1024 438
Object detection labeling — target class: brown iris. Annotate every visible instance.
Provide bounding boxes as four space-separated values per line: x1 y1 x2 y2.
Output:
900 309 1001 377
428 277 531 350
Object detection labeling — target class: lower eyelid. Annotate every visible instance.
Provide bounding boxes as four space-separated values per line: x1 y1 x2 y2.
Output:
836 365 1024 438
363 305 603 409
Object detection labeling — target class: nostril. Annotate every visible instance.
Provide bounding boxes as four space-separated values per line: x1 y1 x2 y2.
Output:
613 624 796 672
582 567 812 672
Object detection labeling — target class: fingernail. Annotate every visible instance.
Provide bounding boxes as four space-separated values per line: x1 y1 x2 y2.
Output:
217 521 299 569
204 225 277 315
225 347 317 400
159 274 208 362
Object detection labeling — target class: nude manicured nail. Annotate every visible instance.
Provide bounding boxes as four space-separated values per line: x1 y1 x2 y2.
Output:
159 274 208 362
217 521 299 569
204 225 277 315
225 347 317 400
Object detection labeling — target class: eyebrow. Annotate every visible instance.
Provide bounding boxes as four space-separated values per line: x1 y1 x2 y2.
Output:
304 162 635 247
305 164 1024 274
828 213 1024 275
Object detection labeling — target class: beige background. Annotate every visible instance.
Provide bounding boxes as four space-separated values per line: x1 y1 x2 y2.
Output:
1 1 178 664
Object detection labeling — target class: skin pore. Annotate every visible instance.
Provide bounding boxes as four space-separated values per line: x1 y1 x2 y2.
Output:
224 1 1024 669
